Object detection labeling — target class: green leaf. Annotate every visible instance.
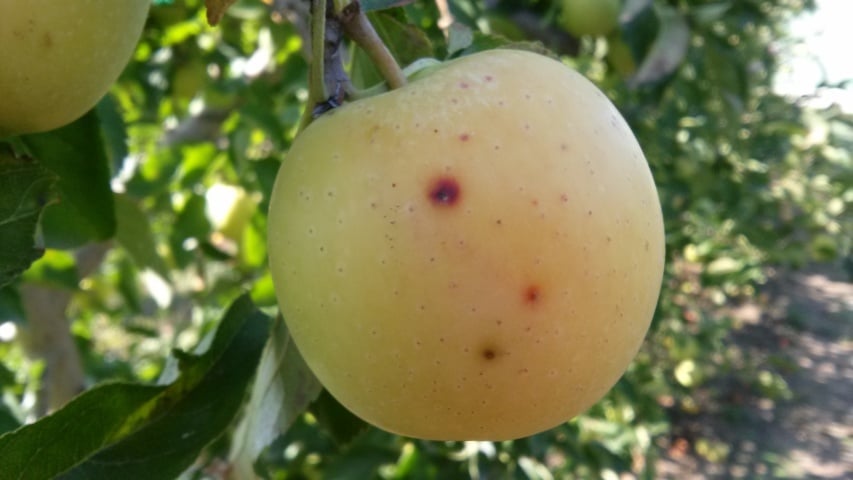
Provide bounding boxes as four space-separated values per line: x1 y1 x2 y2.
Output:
228 315 322 479
0 294 270 480
351 11 434 89
114 193 171 280
0 150 58 288
0 403 21 436
95 96 130 174
628 6 690 87
690 2 733 25
309 389 370 446
446 23 474 57
361 0 417 12
21 110 117 249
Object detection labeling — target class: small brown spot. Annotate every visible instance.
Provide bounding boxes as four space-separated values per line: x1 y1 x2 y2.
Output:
428 176 461 207
459 133 470 142
459 82 469 89
484 75 493 82
482 349 496 360
560 193 569 203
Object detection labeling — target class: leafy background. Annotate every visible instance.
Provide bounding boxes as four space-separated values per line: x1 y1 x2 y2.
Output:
0 0 850 478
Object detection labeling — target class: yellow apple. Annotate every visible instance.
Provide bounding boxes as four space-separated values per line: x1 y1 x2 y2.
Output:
0 0 150 135
560 0 621 37
267 49 664 440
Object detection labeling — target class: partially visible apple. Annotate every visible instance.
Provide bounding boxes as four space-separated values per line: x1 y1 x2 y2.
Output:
206 184 259 243
606 34 638 77
0 0 150 135
560 0 621 37
267 49 664 440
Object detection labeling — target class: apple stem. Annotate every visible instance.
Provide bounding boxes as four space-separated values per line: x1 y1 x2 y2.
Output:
340 1 407 90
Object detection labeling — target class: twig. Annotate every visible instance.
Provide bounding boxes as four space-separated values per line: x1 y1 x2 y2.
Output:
340 1 406 90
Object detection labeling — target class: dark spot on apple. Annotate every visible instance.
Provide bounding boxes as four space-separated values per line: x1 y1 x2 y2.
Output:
459 81 469 89
482 348 496 360
484 75 493 82
459 133 470 141
429 176 460 207
560 193 569 203
524 285 541 305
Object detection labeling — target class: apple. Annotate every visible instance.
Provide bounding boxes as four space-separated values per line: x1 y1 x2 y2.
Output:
606 34 637 77
560 0 621 37
205 183 259 243
267 49 664 440
0 0 150 135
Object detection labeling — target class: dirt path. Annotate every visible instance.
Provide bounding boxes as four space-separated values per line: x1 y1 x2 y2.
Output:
656 262 853 479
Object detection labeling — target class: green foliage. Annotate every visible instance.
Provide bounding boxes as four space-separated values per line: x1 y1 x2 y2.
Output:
0 294 269 479
0 0 849 478
0 150 58 288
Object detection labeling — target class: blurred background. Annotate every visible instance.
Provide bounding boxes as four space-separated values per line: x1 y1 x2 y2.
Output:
0 0 850 478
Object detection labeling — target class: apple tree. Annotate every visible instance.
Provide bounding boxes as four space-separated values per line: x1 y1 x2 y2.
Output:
0 0 850 478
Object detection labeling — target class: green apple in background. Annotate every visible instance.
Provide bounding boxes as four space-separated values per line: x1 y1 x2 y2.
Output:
0 0 150 135
267 49 664 440
606 33 638 77
206 184 260 243
560 0 621 37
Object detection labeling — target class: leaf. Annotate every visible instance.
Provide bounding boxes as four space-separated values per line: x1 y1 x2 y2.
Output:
628 6 690 88
371 11 433 66
114 193 171 280
0 149 59 288
0 294 270 480
228 315 322 479
361 0 417 12
205 0 238 26
309 390 369 446
351 11 434 89
446 22 474 57
95 96 130 174
21 110 117 249
690 2 733 25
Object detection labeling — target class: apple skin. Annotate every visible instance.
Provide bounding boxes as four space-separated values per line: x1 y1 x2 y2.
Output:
267 49 664 440
0 0 150 135
560 0 621 37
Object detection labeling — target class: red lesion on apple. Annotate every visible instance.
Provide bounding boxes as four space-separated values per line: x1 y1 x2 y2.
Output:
524 284 542 306
428 176 461 207
459 133 470 142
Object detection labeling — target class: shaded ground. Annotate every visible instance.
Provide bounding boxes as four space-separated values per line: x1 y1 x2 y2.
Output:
656 262 853 479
